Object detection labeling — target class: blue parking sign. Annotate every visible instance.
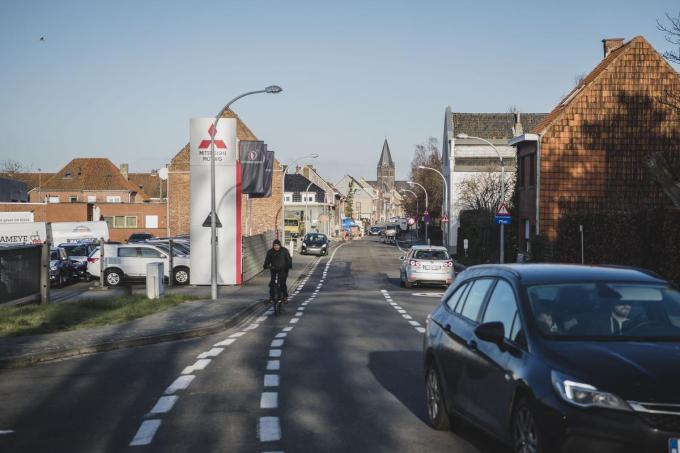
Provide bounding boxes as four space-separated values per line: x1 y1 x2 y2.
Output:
670 438 679 453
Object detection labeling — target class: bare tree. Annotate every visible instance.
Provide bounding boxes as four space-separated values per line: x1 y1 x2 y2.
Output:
658 11 680 65
455 167 515 212
404 137 443 218
0 159 29 173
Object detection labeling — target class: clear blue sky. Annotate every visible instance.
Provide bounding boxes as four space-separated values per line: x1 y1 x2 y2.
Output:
1 0 678 182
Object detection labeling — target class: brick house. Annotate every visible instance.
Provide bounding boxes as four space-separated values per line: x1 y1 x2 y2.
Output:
0 158 168 242
510 37 680 256
167 109 283 237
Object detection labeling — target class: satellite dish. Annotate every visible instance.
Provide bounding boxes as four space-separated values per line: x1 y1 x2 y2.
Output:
158 167 169 181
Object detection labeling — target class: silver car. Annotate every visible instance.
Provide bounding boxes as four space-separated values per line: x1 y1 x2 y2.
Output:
399 245 454 288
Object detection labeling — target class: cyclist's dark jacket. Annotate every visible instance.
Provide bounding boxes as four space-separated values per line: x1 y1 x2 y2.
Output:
264 247 292 271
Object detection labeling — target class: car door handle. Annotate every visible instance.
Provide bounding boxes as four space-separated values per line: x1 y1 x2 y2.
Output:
444 324 452 333
467 339 478 351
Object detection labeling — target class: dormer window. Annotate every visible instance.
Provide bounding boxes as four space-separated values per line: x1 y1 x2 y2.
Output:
64 171 72 178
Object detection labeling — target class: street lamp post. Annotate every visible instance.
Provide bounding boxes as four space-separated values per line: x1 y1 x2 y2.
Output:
304 180 314 234
456 133 506 264
417 165 448 222
280 154 319 241
208 85 282 301
408 181 429 244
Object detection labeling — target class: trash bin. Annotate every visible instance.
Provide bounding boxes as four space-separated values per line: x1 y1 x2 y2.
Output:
146 262 164 299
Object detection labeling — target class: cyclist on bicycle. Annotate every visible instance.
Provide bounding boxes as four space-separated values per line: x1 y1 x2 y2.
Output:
263 239 293 305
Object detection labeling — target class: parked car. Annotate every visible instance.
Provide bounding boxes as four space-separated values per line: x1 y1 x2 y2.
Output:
49 247 74 287
400 245 454 288
87 243 190 286
128 232 154 243
59 241 98 280
145 239 191 256
368 226 383 236
381 224 399 244
300 233 329 256
423 264 680 453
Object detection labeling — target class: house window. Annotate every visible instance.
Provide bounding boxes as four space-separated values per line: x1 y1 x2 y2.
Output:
303 193 315 203
87 195 97 203
111 216 137 228
106 196 122 203
103 217 113 229
48 196 60 203
529 154 536 187
145 215 158 228
284 194 292 203
69 196 78 203
292 193 302 203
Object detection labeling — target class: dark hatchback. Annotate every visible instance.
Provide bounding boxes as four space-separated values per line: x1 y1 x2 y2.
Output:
423 264 680 453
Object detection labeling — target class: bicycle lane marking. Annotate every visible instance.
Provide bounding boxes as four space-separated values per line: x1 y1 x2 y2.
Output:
126 257 322 447
380 289 427 334
257 244 345 451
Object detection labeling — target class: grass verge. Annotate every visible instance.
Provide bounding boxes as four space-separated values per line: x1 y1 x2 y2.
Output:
0 295 195 338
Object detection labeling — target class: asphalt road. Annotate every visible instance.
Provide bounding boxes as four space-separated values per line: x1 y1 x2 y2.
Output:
0 237 507 452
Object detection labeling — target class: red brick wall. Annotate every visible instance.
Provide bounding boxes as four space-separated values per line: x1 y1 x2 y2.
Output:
28 190 141 203
97 203 167 242
0 203 89 222
537 38 680 241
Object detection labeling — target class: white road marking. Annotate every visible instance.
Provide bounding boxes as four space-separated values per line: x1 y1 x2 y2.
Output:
269 349 282 358
294 312 303 317
283 327 294 332
214 338 236 347
0 430 14 435
267 360 280 370
270 339 285 347
264 374 280 387
197 348 223 359
275 332 287 338
259 417 281 442
298 306 306 311
149 395 179 414
230 332 247 338
129 419 162 446
164 375 195 394
257 316 269 322
260 392 279 409
290 318 299 324
416 327 427 333
396 309 407 314
411 292 445 298
244 323 260 331
402 314 413 320
409 320 421 326
181 358 211 374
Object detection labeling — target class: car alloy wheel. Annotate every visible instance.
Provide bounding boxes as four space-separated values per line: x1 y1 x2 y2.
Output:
513 400 540 453
174 269 189 285
425 364 450 430
105 270 121 287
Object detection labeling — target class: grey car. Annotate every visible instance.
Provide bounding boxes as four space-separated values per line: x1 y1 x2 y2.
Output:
400 245 455 288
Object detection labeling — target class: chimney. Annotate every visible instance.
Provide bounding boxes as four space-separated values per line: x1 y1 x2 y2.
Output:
512 112 523 137
602 38 625 58
120 163 129 180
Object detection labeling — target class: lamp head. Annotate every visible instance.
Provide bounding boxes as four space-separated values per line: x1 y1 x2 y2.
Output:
456 133 469 139
265 85 283 94
417 165 426 169
310 153 320 158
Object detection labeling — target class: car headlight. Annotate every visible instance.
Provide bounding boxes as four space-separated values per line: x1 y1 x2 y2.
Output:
551 370 631 411
50 265 58 271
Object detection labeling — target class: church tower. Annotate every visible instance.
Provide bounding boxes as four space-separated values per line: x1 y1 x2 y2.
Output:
376 139 395 192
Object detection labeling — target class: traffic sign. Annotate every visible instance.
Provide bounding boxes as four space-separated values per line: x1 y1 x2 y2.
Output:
407 217 416 225
423 212 431 223
202 213 223 228
441 215 449 223
494 217 511 225
496 203 510 216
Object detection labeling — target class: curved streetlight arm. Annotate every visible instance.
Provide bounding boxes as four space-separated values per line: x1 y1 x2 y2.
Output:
408 181 428 210
418 165 448 218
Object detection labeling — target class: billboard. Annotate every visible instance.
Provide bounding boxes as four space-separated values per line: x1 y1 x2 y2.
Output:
190 118 241 285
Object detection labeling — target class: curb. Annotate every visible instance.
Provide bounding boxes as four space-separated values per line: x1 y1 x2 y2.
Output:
0 257 318 369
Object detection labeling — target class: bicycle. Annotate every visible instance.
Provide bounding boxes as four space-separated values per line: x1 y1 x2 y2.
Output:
272 271 286 316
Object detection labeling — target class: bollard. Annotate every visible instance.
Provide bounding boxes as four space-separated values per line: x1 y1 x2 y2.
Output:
168 239 174 287
99 237 105 288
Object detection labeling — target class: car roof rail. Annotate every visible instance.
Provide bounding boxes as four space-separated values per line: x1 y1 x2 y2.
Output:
469 264 523 280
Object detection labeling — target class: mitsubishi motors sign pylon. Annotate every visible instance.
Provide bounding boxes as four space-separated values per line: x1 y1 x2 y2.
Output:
190 118 242 285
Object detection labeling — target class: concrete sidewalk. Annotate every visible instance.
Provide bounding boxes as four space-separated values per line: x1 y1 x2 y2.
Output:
0 254 318 369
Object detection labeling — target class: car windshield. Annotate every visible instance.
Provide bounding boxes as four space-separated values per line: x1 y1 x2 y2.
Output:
50 251 60 260
413 250 450 260
305 234 326 243
153 244 185 257
527 282 680 340
61 245 90 256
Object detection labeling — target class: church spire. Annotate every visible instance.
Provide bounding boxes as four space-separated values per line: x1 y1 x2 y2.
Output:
377 139 394 168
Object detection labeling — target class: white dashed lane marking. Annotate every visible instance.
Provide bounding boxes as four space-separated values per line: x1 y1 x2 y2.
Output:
264 374 280 387
260 392 279 409
164 375 195 394
148 395 179 415
381 289 426 335
259 416 281 442
197 348 224 359
129 420 162 446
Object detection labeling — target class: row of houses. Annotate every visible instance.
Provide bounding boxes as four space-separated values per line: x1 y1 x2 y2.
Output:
442 36 680 259
0 109 350 243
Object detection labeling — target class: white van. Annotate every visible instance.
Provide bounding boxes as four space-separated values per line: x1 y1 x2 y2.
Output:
87 243 190 286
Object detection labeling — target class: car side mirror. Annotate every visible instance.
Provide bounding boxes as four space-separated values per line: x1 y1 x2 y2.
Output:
475 321 505 348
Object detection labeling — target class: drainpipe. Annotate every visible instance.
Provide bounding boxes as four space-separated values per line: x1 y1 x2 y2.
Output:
535 135 542 236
